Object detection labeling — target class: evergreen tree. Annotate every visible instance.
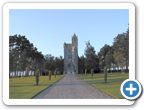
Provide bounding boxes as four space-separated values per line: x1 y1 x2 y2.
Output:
78 55 85 73
84 41 99 71
18 49 27 77
98 44 110 71
105 51 112 72
113 30 129 73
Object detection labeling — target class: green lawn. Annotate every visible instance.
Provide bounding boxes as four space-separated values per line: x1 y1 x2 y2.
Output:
9 75 64 99
77 73 129 99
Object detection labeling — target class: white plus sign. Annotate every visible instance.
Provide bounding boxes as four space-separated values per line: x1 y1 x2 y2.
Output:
126 83 137 95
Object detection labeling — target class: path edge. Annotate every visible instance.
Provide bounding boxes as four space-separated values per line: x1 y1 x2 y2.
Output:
30 75 65 99
77 75 118 99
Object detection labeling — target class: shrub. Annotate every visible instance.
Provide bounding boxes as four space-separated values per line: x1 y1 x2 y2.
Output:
104 66 107 83
57 71 59 76
91 69 93 79
49 70 51 80
54 70 56 78
35 69 40 85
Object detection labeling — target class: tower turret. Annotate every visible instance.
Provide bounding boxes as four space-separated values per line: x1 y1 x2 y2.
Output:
72 33 78 46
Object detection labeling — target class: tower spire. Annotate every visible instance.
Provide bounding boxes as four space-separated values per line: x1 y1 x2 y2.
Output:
74 33 76 36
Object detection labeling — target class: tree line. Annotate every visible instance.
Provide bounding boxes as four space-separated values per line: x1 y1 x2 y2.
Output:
9 26 129 77
78 26 129 74
9 34 63 78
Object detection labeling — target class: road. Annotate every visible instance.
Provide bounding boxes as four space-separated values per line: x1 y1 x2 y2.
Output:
32 74 115 99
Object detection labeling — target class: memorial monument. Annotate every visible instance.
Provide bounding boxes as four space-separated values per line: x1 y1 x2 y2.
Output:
63 33 78 74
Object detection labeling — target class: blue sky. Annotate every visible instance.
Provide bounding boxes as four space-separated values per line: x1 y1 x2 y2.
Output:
9 9 129 58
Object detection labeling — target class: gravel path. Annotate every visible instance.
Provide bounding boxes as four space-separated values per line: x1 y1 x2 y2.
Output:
32 74 115 99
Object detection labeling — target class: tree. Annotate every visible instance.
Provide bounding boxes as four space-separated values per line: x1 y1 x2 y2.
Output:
54 56 64 72
104 46 115 73
44 54 52 60
48 56 55 73
9 48 19 78
9 34 50 77
32 52 45 76
9 35 17 52
9 49 15 78
113 48 125 74
31 58 37 76
78 55 85 73
44 54 55 74
59 56 64 72
9 51 13 78
113 29 129 73
84 41 99 71
105 51 112 72
124 27 129 72
18 49 27 77
98 44 110 72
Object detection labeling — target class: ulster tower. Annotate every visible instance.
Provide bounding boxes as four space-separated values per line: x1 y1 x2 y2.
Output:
63 33 78 74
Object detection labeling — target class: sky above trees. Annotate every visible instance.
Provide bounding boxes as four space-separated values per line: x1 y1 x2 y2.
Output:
9 9 129 57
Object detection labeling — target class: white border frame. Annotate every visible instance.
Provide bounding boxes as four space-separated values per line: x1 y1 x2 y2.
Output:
3 3 135 105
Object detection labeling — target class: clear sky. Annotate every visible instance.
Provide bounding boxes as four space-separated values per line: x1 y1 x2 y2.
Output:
9 9 129 58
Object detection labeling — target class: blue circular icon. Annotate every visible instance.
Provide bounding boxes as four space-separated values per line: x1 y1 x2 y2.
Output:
121 79 142 100
123 81 139 97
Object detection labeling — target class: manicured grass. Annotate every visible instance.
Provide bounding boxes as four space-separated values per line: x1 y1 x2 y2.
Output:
9 75 64 99
77 73 129 99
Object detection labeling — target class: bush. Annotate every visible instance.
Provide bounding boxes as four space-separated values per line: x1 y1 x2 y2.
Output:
35 69 40 85
91 69 93 79
49 70 51 80
104 66 107 83
57 71 59 76
54 70 56 78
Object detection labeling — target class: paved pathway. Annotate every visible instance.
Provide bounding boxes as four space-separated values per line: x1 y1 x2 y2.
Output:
32 74 115 99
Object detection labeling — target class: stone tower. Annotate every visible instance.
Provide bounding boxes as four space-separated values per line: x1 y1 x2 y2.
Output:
63 33 78 74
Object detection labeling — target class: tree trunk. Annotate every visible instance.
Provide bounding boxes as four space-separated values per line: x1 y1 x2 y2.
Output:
21 72 22 78
16 71 17 78
31 70 32 76
27 71 29 77
121 67 123 74
10 72 11 78
126 64 128 73
115 66 116 72
23 71 24 77
34 71 35 76
14 70 16 78
25 71 27 77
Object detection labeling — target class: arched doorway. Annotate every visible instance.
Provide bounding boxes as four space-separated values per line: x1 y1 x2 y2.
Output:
67 63 75 74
